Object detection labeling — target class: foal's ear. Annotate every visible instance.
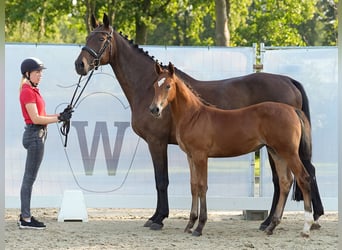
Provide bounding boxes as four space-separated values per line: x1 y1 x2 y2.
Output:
168 62 175 75
103 13 110 28
91 14 98 29
155 62 163 75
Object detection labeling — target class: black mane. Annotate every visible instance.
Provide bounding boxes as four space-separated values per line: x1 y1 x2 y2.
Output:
117 30 157 63
116 29 214 107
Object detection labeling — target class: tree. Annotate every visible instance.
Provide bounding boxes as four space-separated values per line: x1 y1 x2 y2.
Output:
5 0 81 43
5 0 338 46
298 0 338 46
148 0 215 46
215 0 230 46
234 0 318 46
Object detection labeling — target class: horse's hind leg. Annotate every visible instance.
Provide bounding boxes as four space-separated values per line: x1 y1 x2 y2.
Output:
290 161 313 237
260 153 280 231
265 159 293 235
302 159 323 229
294 159 323 229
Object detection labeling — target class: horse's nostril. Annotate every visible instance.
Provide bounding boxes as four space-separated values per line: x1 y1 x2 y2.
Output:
75 61 87 75
149 106 159 115
75 61 84 69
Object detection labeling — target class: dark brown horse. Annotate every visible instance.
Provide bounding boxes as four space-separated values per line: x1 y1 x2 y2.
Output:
74 14 323 231
150 62 313 237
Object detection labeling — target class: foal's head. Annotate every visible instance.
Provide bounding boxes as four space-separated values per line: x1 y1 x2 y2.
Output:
149 62 177 118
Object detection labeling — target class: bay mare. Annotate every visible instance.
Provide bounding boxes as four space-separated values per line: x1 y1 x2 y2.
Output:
150 62 313 237
74 14 323 231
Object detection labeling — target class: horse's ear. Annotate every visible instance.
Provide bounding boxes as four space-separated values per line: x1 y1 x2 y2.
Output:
168 62 175 75
103 13 110 28
91 14 98 29
155 62 163 75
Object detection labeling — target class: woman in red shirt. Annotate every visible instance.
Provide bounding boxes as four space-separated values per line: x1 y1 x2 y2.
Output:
18 57 72 229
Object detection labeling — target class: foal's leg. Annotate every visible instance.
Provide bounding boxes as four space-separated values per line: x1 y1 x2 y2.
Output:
301 159 323 229
265 159 293 235
288 159 313 237
184 155 209 236
192 156 208 236
184 156 199 234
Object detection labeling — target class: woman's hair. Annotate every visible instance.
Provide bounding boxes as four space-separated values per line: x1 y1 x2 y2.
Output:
19 76 26 92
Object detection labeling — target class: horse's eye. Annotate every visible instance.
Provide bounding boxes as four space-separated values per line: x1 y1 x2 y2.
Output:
99 38 105 41
166 84 171 89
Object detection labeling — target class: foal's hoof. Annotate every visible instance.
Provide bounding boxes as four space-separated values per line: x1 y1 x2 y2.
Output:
300 231 310 238
310 222 321 230
192 230 202 237
150 222 164 230
143 220 153 227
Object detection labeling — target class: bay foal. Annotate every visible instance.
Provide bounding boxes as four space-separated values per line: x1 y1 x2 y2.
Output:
150 62 313 237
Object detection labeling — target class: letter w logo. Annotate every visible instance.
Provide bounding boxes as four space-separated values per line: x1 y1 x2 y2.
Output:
72 121 130 176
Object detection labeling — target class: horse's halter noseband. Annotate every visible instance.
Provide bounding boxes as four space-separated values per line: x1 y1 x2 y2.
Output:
82 28 113 70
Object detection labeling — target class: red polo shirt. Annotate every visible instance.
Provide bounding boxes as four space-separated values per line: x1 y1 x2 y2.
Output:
19 83 46 124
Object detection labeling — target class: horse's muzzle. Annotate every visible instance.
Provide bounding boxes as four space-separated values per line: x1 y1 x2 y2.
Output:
75 58 89 76
149 104 161 118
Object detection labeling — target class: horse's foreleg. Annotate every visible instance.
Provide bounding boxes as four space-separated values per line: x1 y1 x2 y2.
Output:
184 193 199 234
144 142 169 230
193 194 207 236
184 156 199 234
192 156 208 237
260 153 280 231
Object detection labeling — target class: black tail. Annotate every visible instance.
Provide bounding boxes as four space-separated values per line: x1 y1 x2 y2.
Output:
291 78 312 200
292 79 324 220
290 79 311 124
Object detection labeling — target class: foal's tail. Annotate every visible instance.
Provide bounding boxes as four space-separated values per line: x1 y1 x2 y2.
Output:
295 109 312 161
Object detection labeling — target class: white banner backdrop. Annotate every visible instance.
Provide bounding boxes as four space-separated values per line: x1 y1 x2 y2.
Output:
5 44 337 211
5 44 255 209
260 47 338 204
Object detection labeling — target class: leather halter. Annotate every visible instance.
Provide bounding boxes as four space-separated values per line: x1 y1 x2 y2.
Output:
81 28 113 69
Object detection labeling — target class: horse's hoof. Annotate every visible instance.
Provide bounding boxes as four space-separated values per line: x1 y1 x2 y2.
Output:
300 231 310 238
259 223 268 231
310 222 321 230
150 222 163 230
264 228 273 235
192 230 202 237
184 227 192 234
143 220 153 227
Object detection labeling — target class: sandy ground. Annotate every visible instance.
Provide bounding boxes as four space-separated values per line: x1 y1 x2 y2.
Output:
5 208 338 250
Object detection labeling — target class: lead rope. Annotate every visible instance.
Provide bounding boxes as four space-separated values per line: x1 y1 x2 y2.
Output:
60 69 95 147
